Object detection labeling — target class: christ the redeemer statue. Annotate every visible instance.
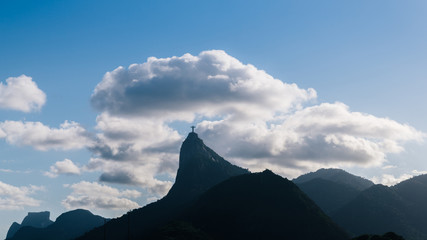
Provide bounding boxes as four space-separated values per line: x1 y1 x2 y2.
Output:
191 126 195 133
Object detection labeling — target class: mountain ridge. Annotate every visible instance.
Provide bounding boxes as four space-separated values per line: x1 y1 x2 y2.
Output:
6 211 53 239
7 209 106 240
293 168 374 191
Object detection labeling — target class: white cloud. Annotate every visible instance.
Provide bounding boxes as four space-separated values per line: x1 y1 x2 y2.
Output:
197 102 424 177
0 120 93 151
372 173 413 186
62 181 141 210
84 157 173 196
82 113 178 196
44 159 81 178
372 170 427 186
0 181 43 210
382 165 397 169
93 113 181 159
412 170 427 175
0 75 46 112
91 50 316 121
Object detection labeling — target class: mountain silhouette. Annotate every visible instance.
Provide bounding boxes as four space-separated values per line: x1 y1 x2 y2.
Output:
392 174 427 233
6 211 53 239
293 168 374 191
331 184 425 240
77 132 249 240
293 168 375 214
152 169 349 240
293 171 427 240
164 132 249 204
7 209 106 240
296 178 361 214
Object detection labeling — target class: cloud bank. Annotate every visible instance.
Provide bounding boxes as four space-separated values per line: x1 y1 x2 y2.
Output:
88 50 424 184
0 75 46 112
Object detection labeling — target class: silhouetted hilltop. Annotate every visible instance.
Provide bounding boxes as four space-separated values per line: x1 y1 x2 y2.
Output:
77 132 249 240
293 168 374 191
296 178 361 214
6 223 20 240
331 184 425 240
6 211 53 239
7 209 106 240
320 173 427 240
293 169 375 214
173 169 349 240
164 132 249 204
392 174 427 236
292 170 427 240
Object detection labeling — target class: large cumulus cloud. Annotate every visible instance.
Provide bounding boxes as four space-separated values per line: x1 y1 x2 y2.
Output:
91 50 316 121
198 102 424 176
88 50 424 182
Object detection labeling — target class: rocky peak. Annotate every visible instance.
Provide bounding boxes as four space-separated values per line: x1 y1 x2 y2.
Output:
164 131 249 204
21 211 52 227
6 211 53 239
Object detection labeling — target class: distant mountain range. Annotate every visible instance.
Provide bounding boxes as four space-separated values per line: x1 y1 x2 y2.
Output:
294 168 427 240
9 132 427 240
7 209 106 240
293 168 374 191
6 211 53 239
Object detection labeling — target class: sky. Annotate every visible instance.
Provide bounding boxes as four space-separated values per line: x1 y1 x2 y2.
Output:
1 0 427 238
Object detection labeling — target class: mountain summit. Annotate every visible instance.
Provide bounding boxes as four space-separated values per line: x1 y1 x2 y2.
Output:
77 131 250 240
6 212 53 239
165 132 249 204
293 168 374 191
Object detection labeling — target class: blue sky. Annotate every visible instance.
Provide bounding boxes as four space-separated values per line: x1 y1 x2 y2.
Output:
1 0 427 238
